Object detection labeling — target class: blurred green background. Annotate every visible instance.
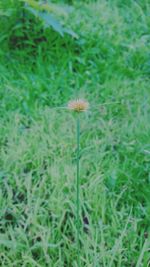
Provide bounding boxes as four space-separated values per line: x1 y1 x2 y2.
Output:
0 0 150 266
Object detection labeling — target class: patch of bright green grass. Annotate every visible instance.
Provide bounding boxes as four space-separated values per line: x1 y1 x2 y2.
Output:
0 1 150 266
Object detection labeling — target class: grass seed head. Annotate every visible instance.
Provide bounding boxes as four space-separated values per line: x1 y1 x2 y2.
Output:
68 99 89 112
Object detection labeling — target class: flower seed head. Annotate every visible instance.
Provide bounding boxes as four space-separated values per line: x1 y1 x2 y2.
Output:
68 99 89 112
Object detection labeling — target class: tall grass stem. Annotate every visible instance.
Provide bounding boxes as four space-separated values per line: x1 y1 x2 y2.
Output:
76 115 80 266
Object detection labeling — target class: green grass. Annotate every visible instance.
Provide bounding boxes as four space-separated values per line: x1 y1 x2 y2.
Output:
0 0 150 266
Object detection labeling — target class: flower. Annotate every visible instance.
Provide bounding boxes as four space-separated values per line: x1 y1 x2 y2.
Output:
68 99 89 112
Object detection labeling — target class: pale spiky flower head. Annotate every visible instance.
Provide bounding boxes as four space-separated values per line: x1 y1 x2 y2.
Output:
68 99 89 112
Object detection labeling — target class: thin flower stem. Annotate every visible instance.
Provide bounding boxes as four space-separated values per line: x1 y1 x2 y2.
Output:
76 115 80 266
48 106 67 110
90 101 121 109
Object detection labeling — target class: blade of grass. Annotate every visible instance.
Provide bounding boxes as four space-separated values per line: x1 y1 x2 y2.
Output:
76 115 80 266
136 238 149 267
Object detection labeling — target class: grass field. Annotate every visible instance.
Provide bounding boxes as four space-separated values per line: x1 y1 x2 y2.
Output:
0 0 150 266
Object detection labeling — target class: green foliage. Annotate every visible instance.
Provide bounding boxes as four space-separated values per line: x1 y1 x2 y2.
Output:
0 0 77 51
23 0 78 37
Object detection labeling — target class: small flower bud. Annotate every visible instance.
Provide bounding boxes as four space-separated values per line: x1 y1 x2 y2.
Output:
68 99 89 112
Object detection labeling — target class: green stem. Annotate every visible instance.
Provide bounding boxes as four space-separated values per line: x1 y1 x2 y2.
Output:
76 115 80 266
